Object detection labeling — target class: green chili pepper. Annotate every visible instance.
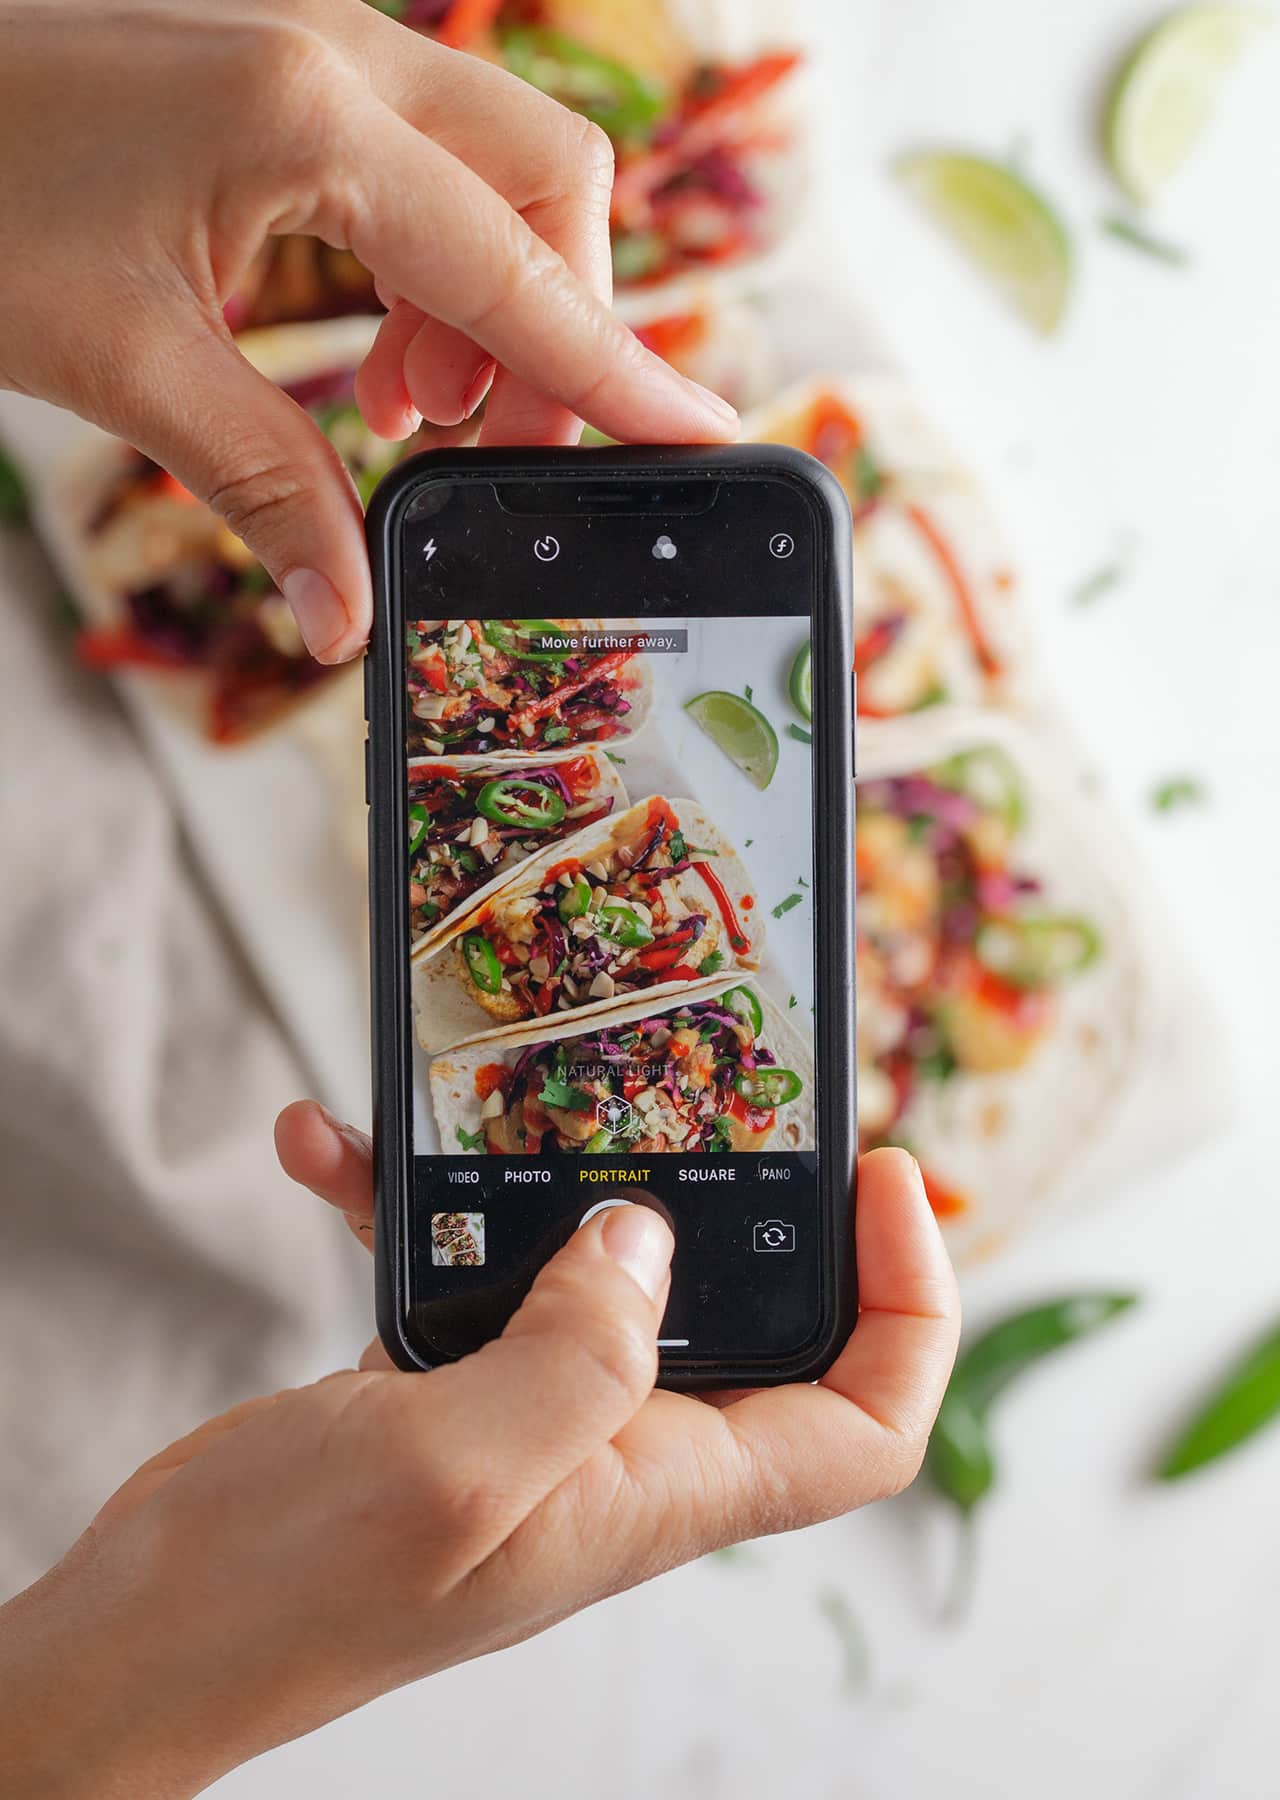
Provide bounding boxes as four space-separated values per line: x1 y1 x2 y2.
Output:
975 916 1101 989
461 932 503 996
927 1292 1137 1620
722 986 763 1035
0 444 30 527
407 802 431 857
475 778 566 830
583 1128 618 1154
1158 1319 1280 1480
734 1067 803 1108
499 27 667 143
933 745 1026 831
481 618 570 661
939 1294 1138 1430
599 903 654 949
557 876 593 922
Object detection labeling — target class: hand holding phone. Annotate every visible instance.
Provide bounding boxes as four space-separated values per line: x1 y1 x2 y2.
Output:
366 448 856 1385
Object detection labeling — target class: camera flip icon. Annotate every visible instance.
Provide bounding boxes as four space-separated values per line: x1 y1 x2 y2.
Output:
752 1219 796 1254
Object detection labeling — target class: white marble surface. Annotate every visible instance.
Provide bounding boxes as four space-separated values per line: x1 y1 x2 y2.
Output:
211 2 1280 1795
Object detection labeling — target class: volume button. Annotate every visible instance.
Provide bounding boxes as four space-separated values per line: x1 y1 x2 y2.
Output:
362 652 373 723
364 735 372 806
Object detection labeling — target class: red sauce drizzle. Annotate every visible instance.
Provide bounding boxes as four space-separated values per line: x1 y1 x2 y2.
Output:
693 863 751 954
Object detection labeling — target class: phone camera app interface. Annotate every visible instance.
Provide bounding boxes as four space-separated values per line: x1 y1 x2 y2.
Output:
400 479 823 1366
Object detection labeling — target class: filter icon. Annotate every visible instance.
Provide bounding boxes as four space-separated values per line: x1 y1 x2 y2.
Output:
651 534 678 561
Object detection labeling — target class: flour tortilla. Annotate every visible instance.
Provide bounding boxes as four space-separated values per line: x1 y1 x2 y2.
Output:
429 978 815 1155
407 750 630 956
741 372 1027 717
411 795 765 1053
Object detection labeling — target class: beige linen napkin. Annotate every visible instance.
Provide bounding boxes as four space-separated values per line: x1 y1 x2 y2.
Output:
0 527 363 1595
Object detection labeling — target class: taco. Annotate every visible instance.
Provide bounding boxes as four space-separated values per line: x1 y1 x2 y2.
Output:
855 713 1144 1258
406 750 628 950
743 375 1024 721
405 617 653 758
60 319 446 744
411 794 763 1051
431 982 814 1156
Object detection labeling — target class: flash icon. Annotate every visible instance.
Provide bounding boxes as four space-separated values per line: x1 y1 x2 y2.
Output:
423 538 438 563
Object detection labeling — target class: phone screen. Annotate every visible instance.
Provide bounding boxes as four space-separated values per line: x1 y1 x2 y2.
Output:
393 471 846 1374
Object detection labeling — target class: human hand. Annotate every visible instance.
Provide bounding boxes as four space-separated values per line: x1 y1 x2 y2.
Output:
0 1107 957 1797
0 0 737 663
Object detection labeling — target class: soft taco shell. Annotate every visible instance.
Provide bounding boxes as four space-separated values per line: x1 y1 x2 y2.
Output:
407 750 631 956
429 978 814 1155
410 795 765 1052
405 618 655 763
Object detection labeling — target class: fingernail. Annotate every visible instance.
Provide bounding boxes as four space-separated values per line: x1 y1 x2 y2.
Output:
404 405 423 436
684 377 739 429
601 1205 673 1302
462 361 497 419
282 569 349 663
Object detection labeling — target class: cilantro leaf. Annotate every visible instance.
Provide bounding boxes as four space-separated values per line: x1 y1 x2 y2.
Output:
538 1075 596 1112
455 1125 486 1152
697 949 725 977
1151 775 1206 813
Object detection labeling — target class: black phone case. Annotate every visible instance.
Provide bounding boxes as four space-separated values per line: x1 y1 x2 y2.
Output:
365 445 855 1388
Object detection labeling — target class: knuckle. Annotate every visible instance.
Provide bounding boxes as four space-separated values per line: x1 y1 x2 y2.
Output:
203 453 311 548
568 114 616 191
461 222 562 334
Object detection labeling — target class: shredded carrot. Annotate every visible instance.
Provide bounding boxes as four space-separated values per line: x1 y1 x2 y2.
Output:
904 502 1003 680
435 0 503 49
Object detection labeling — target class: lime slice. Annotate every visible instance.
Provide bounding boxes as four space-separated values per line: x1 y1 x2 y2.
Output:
893 151 1073 335
1105 5 1271 204
684 691 779 790
789 641 812 720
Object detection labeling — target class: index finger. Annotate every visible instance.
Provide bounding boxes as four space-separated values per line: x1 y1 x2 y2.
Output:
274 1100 373 1251
320 98 739 445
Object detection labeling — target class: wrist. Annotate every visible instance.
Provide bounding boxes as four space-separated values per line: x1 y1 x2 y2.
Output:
0 1543 245 1800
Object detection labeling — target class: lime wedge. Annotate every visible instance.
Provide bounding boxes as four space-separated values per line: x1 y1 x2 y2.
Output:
893 151 1073 335
1105 5 1272 204
789 641 812 721
685 691 779 790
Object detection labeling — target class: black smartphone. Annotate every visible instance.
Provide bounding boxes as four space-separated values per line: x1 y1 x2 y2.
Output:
365 446 855 1388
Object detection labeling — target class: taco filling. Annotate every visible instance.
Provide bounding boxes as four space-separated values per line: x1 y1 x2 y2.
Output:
855 747 1101 1213
456 798 750 1020
471 990 803 1155
76 366 420 742
408 756 617 940
406 618 641 756
751 386 1011 716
